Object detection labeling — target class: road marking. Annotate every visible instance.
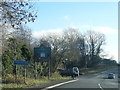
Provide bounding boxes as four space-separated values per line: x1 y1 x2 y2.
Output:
43 79 79 90
98 83 104 90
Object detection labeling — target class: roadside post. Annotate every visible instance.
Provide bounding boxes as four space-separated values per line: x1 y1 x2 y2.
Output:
24 66 26 83
34 44 51 79
48 58 50 79
13 60 28 83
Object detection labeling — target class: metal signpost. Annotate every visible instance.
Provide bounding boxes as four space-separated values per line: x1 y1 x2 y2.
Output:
34 44 51 79
13 61 28 83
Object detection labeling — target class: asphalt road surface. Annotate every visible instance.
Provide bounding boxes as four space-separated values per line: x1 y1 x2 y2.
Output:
55 67 119 89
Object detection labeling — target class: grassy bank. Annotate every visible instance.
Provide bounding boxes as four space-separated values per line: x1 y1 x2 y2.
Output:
80 65 117 75
1 72 70 88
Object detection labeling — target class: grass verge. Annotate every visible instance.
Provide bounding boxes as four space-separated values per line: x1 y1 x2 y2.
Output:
80 65 118 75
1 72 70 88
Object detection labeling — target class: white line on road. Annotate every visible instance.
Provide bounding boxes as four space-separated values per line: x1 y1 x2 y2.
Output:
98 83 104 90
43 79 79 90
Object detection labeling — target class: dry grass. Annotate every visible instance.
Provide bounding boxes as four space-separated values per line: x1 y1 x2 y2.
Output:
1 72 70 88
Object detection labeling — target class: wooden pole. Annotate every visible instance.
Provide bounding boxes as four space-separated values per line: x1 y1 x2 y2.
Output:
48 60 50 79
24 66 26 84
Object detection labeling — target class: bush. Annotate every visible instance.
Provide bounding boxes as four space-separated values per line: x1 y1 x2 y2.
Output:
50 72 64 81
51 72 62 78
2 74 24 84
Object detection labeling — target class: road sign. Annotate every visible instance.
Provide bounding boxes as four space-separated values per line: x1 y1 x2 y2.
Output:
34 44 51 62
34 47 51 58
34 44 51 79
13 61 28 65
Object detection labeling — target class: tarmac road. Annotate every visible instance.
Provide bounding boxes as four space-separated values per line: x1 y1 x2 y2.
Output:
53 67 119 89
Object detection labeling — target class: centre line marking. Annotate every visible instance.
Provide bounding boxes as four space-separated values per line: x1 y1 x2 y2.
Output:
98 83 104 90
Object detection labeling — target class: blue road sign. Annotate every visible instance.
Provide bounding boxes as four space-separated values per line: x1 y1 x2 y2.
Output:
14 61 28 65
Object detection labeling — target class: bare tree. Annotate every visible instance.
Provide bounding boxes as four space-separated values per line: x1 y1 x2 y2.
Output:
62 28 81 68
46 34 67 73
13 25 32 46
85 30 105 67
31 29 106 75
0 2 37 28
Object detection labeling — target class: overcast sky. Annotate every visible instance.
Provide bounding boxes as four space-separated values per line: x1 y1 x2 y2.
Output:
26 2 118 62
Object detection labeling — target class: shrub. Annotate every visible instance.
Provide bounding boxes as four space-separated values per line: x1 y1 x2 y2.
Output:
2 74 24 84
51 72 62 78
50 72 63 81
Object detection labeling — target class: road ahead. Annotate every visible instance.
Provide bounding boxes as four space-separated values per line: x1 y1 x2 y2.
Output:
55 68 119 89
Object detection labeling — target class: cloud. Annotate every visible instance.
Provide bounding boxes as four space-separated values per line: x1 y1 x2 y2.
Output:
32 25 117 39
93 26 117 34
32 28 63 39
63 15 69 20
79 25 117 35
105 51 118 62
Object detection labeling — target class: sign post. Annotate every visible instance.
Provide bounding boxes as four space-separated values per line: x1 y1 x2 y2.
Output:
24 66 26 84
34 44 51 79
13 61 28 83
48 59 51 79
